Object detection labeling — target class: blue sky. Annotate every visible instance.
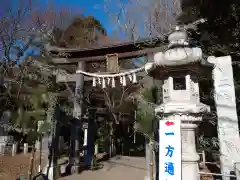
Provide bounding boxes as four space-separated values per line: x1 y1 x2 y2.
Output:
3 0 114 34
5 0 130 62
0 0 125 62
0 0 146 64
39 0 126 35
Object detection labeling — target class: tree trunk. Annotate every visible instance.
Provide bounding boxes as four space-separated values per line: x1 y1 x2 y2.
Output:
149 139 154 180
146 138 154 180
145 140 150 180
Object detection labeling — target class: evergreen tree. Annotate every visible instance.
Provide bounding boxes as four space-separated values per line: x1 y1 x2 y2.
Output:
178 0 240 56
134 85 159 180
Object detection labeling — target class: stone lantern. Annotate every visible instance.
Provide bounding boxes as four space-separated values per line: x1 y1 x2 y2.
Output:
147 27 212 180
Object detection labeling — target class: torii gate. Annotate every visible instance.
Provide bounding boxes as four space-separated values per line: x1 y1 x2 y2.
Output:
45 38 163 178
45 28 240 180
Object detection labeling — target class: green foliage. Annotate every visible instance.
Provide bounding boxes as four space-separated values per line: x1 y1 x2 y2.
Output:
0 1 108 146
37 120 51 134
178 0 240 56
135 86 158 136
178 0 240 154
141 86 158 104
136 101 155 135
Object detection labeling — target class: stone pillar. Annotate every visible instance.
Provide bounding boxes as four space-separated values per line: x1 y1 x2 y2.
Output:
208 56 240 179
94 144 98 155
0 144 4 154
181 116 201 180
145 142 151 180
35 140 41 151
12 143 17 156
42 135 50 171
23 143 28 154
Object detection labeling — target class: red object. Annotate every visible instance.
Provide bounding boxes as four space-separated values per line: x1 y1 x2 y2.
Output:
165 121 174 126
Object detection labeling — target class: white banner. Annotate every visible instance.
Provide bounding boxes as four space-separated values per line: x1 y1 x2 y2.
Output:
159 119 182 180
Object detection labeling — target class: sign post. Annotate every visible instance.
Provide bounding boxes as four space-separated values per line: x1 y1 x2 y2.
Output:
159 119 182 180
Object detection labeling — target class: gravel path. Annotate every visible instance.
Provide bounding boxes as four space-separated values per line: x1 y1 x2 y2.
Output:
0 153 42 180
59 156 147 180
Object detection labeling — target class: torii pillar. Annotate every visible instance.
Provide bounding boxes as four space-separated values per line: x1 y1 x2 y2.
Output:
69 61 85 173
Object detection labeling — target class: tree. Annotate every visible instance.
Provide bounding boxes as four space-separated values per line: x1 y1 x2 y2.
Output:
0 0 85 155
82 81 139 158
54 15 107 48
178 0 240 143
0 0 94 136
178 0 240 56
176 2 240 175
0 2 66 179
102 0 181 40
0 0 111 178
134 85 159 180
0 0 47 139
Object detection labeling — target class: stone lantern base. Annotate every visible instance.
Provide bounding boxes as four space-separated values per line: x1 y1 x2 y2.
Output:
156 101 210 180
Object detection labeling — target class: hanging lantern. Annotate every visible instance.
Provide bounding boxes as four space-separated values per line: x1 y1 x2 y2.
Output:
111 77 116 88
92 77 96 87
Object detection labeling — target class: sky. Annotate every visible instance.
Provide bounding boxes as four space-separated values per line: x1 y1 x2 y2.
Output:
3 0 178 64
39 0 127 35
2 0 115 35
0 0 131 63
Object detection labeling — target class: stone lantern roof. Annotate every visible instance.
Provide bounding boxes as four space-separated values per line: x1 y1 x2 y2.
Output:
146 27 213 80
